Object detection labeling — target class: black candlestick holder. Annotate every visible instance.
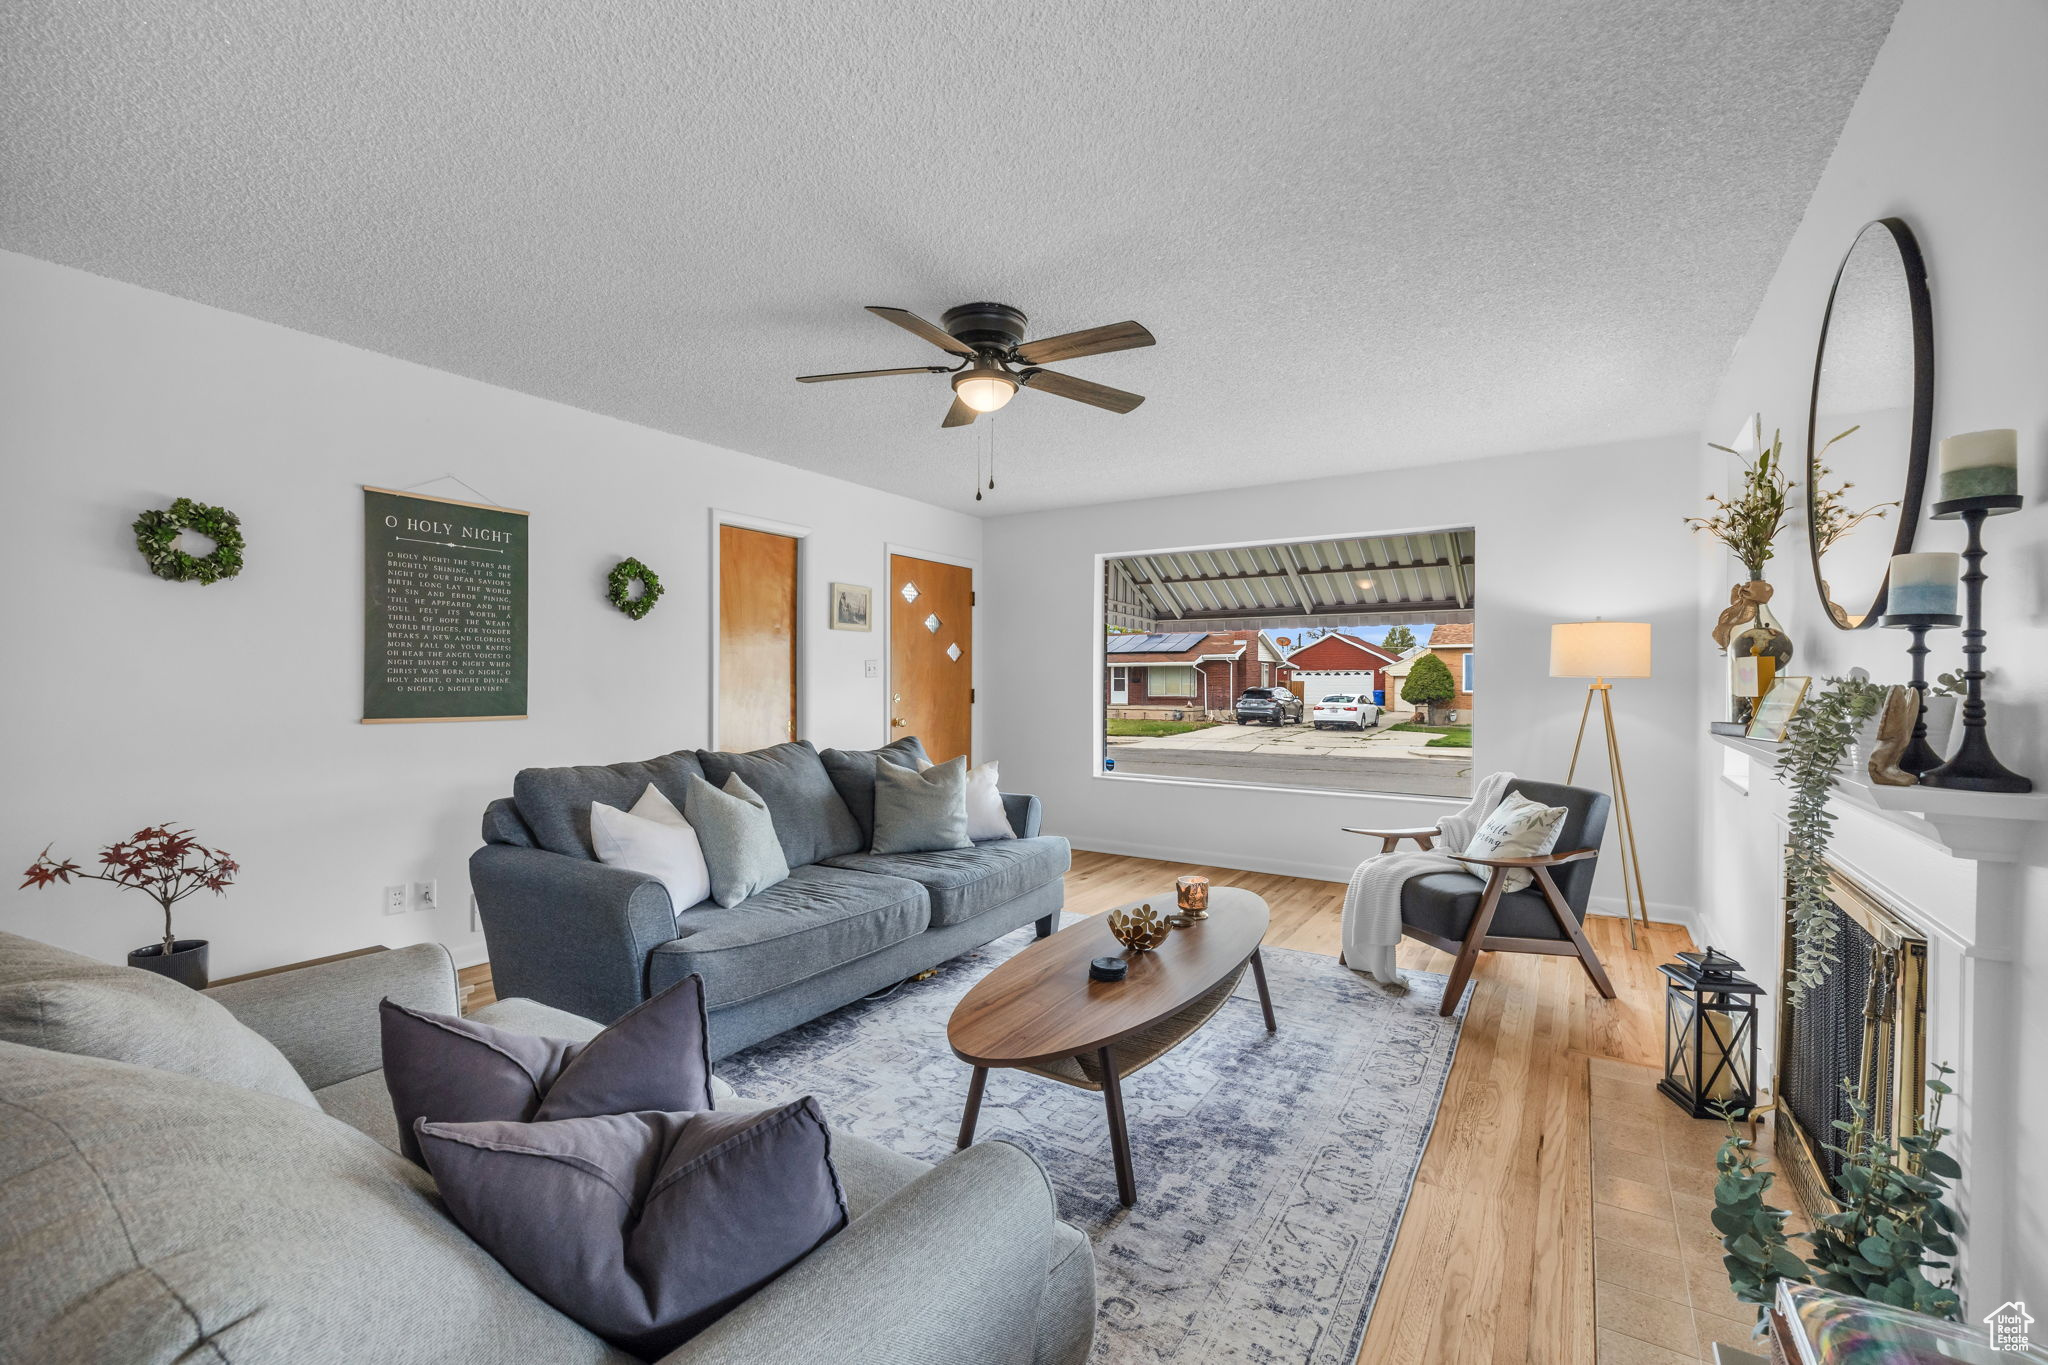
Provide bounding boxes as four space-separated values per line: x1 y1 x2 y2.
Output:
1879 612 1961 778
1922 492 2032 793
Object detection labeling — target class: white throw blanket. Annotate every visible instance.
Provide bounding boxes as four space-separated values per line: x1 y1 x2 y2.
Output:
1340 770 1516 988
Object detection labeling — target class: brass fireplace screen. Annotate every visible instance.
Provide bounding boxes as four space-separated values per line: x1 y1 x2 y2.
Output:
1774 868 1928 1216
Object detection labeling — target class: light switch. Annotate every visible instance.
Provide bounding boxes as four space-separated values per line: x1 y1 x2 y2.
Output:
415 880 438 912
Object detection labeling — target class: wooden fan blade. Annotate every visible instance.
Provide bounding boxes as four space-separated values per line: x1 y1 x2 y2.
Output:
866 306 977 357
1019 368 1145 414
796 366 949 383
942 395 978 428
1012 320 1155 366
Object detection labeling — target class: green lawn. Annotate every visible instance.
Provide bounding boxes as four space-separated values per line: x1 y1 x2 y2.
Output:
1387 722 1463 734
1106 718 1220 738
1425 729 1473 748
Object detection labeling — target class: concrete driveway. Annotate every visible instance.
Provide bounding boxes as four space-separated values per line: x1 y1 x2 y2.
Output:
1106 721 1472 797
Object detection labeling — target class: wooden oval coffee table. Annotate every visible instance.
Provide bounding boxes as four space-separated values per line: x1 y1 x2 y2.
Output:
948 886 1277 1206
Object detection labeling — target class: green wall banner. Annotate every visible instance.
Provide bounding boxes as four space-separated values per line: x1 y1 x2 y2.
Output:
362 486 528 723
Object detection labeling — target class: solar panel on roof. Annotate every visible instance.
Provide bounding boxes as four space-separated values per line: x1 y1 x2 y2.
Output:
1104 631 1205 653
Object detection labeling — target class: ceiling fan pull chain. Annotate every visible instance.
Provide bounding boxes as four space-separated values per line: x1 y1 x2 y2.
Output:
973 423 983 502
989 416 996 491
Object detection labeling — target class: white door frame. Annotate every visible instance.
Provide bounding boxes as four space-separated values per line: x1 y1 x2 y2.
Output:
708 508 812 749
882 542 980 757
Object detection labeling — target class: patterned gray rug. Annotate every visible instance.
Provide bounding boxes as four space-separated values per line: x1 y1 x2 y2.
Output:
718 917 1466 1363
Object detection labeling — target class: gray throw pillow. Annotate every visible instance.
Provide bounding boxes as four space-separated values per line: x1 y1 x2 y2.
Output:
696 740 863 866
417 1098 848 1359
683 773 791 907
818 736 929 846
870 755 972 855
0 930 317 1108
380 974 713 1167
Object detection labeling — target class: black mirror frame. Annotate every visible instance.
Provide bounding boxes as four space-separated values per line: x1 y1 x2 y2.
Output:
1805 216 1934 630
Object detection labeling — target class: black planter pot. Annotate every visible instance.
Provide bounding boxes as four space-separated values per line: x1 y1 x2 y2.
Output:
128 939 210 990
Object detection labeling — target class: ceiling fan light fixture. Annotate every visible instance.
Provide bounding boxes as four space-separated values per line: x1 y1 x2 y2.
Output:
952 365 1018 414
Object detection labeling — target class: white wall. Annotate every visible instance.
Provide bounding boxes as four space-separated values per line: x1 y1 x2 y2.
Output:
1693 0 2048 1307
0 251 980 975
983 435 1705 922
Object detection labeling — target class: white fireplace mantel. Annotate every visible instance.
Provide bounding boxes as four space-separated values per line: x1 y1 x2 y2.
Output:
1705 730 2040 1310
1711 732 2048 862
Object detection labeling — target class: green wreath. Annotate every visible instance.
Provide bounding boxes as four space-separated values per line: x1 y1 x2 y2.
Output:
133 498 245 585
607 557 664 619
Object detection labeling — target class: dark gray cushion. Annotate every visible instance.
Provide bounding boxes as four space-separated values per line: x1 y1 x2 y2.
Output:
417 1098 847 1359
871 755 972 855
513 752 707 860
0 1041 623 1365
0 930 318 1109
1400 871 1577 942
648 865 930 1009
697 741 863 867
821 836 1071 928
818 737 930 846
380 975 713 1166
482 797 537 848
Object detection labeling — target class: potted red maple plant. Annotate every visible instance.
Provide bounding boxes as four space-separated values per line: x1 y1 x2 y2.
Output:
21 825 238 989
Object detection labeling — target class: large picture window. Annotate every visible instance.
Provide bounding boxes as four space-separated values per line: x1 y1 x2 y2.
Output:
1101 529 1475 798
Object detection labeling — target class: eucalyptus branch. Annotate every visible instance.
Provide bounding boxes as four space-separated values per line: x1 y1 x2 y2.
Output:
1773 677 1890 1004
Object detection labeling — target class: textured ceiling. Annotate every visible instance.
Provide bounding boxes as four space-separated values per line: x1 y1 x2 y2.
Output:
1 1 1899 514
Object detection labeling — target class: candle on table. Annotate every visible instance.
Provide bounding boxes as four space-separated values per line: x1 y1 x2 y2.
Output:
1938 429 2018 502
1888 552 1960 616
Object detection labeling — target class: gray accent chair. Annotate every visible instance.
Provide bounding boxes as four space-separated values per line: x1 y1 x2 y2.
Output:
0 933 1096 1365
471 740 1070 1059
1342 777 1616 1016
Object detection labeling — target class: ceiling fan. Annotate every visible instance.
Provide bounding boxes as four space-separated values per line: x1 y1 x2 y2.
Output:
797 303 1155 427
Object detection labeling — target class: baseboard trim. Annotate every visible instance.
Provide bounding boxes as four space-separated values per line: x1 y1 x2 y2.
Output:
1068 838 1699 934
445 938 490 970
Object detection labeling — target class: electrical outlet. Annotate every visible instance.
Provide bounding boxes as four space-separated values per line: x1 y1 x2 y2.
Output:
469 893 480 935
864 659 879 679
383 885 407 916
415 879 438 912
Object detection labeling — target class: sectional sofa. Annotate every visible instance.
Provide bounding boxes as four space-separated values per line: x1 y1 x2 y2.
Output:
0 932 1095 1364
471 737 1071 1058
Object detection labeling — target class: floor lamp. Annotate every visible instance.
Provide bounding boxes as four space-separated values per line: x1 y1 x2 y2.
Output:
1549 621 1652 950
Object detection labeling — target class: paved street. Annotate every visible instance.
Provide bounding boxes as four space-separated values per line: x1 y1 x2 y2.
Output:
1106 721 1472 797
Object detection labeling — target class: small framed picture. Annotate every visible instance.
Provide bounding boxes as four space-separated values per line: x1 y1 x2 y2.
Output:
829 582 872 631
1745 675 1811 742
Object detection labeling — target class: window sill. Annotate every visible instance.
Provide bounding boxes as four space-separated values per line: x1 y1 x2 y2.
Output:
1092 768 1465 807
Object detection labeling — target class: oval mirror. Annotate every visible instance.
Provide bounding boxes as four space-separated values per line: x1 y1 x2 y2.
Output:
1805 217 1933 629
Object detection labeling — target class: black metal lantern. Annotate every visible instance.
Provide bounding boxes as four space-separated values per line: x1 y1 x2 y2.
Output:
1657 947 1765 1118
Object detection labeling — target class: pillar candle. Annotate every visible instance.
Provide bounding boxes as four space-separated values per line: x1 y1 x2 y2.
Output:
1938 429 2019 502
1887 552 1959 616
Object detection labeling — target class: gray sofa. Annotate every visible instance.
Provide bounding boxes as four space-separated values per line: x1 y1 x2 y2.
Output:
0 932 1095 1364
471 738 1071 1058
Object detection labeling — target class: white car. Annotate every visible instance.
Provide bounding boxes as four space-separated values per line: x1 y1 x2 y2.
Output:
1311 693 1380 730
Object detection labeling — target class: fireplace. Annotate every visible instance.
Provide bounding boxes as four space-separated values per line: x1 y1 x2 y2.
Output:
1773 866 1928 1215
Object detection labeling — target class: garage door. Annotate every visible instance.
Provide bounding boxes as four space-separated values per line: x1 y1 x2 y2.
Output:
1298 671 1379 701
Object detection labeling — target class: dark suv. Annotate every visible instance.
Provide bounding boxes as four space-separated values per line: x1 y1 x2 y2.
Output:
1233 686 1303 725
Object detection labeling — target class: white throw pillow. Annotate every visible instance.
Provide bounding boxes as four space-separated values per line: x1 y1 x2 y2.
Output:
1454 790 1567 894
590 785 712 918
965 760 1014 842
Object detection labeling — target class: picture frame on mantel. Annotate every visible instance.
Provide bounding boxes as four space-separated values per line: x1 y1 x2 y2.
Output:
828 582 872 631
1744 675 1811 742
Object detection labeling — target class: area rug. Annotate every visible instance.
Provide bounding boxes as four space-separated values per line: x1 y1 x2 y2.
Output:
718 917 1467 1363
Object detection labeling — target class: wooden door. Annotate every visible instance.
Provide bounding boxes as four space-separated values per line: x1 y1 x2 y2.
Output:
889 554 972 764
718 525 797 752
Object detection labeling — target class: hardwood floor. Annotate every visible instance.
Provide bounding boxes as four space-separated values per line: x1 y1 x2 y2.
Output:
459 848 1695 1364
